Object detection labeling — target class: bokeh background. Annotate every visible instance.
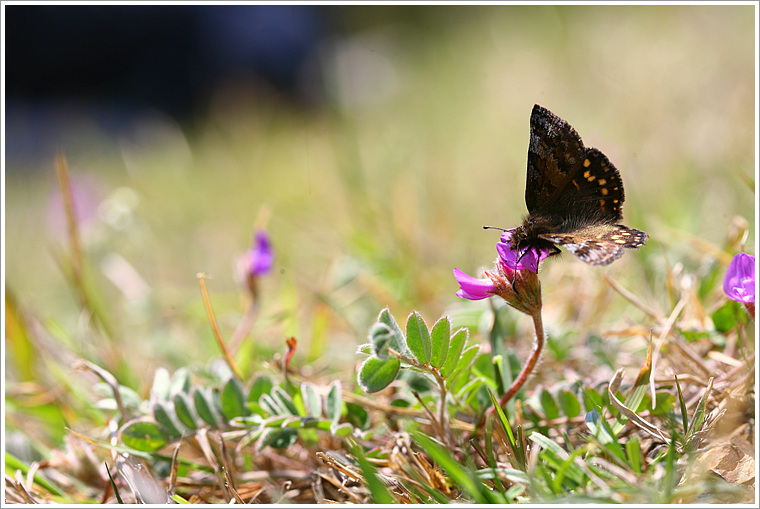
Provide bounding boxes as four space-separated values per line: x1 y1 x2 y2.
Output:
5 5 756 382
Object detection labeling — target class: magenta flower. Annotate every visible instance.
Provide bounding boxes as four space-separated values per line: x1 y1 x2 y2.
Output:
497 229 551 273
723 253 755 303
453 268 496 300
248 230 274 276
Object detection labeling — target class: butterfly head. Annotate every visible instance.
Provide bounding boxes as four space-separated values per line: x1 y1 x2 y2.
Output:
511 215 558 251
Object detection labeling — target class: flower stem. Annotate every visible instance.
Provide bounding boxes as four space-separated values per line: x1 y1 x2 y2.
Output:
229 292 260 354
437 372 451 447
497 308 544 408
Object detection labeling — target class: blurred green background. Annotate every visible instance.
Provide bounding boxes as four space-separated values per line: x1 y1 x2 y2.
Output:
5 5 755 381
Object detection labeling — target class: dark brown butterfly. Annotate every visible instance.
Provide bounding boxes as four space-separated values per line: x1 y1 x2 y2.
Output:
508 104 648 266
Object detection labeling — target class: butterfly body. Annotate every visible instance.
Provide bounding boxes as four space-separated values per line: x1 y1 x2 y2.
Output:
510 105 648 266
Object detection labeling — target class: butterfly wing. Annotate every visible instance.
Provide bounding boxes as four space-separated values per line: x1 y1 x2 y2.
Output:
525 104 585 214
526 105 625 224
540 225 648 266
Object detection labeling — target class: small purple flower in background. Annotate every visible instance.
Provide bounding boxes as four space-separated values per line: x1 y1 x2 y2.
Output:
236 229 274 295
231 228 274 352
453 268 496 300
248 230 274 277
497 229 551 273
723 253 755 318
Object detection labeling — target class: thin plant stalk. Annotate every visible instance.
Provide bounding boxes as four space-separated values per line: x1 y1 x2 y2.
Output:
197 273 242 380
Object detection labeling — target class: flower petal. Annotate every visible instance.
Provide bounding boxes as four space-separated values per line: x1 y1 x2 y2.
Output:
249 230 274 276
496 231 550 273
724 253 755 303
453 268 495 300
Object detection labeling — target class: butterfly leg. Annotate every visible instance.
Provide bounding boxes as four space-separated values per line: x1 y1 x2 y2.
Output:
546 244 562 258
511 244 559 292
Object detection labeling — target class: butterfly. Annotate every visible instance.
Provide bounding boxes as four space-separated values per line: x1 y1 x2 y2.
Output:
507 104 648 266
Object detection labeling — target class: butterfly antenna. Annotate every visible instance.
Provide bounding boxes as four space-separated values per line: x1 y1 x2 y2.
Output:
483 225 507 231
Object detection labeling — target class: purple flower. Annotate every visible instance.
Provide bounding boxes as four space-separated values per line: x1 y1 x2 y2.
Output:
497 229 551 273
453 268 496 300
723 253 755 303
248 230 274 276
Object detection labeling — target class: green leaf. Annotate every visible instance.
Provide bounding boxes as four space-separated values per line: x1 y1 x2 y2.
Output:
272 386 299 416
712 300 739 333
406 311 431 364
259 394 282 416
540 390 559 421
471 352 498 387
281 416 331 430
301 382 322 418
119 419 170 452
585 407 601 435
4 451 65 496
487 388 525 471
449 344 480 381
151 368 171 401
598 420 627 462
529 432 586 487
153 401 182 437
626 436 643 474
358 355 400 393
169 367 191 396
330 422 354 437
368 322 394 359
346 402 371 430
686 378 713 444
651 392 676 416
290 384 307 416
582 387 604 413
557 390 581 418
248 375 274 402
430 316 451 368
377 307 411 357
440 328 468 378
174 392 198 429
454 377 485 402
661 440 678 502
413 432 492 503
611 340 653 434
259 428 298 449
233 414 263 427
104 463 124 504
261 415 289 427
492 355 506 396
192 387 220 426
351 443 395 504
325 381 342 424
220 377 249 420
